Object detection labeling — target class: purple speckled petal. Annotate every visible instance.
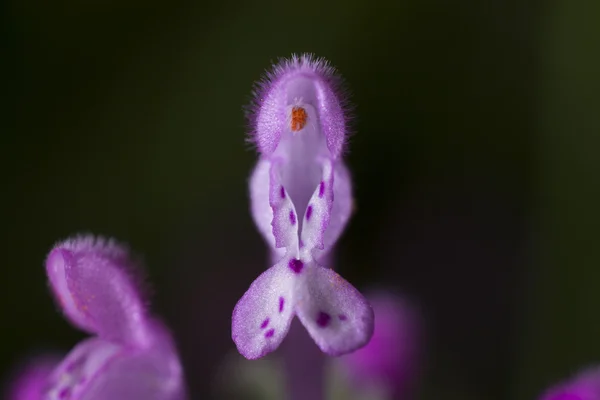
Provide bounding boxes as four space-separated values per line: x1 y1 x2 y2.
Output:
5 356 59 400
248 54 350 159
540 368 600 400
45 337 122 400
250 158 352 262
45 320 186 400
269 161 300 250
295 264 374 356
232 260 297 359
46 235 148 344
299 158 334 253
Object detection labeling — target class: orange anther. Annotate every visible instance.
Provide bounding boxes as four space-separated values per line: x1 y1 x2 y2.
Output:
291 106 308 132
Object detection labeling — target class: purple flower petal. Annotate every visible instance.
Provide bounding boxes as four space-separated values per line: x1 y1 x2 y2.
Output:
321 161 353 256
295 264 374 356
249 160 282 256
251 159 352 260
269 161 300 250
232 260 296 359
340 292 421 395
540 368 600 400
45 320 186 400
46 235 148 344
248 54 351 159
299 158 334 252
45 337 122 400
4 356 59 400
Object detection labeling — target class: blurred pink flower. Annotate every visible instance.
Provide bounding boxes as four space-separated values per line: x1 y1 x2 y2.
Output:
341 291 422 398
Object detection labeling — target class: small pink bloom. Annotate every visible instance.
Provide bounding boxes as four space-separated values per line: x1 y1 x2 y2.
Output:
39 235 186 400
233 54 373 360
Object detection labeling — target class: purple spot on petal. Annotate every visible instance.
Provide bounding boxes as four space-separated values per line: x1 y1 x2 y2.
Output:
260 318 270 329
316 311 331 327
288 259 304 273
306 205 313 221
59 387 72 399
265 328 275 338
338 314 347 321
289 210 296 225
279 297 285 312
280 186 285 198
318 181 325 198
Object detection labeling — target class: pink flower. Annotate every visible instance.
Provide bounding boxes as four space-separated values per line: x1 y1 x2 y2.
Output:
9 235 188 400
232 54 374 360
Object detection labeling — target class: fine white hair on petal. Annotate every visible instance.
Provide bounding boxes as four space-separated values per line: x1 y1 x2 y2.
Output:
246 53 353 159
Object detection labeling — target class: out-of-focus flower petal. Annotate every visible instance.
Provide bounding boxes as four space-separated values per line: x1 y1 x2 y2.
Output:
45 337 122 400
295 265 373 356
38 234 188 399
46 235 148 344
340 292 421 396
5 356 59 400
45 320 185 400
540 367 600 400
232 260 296 359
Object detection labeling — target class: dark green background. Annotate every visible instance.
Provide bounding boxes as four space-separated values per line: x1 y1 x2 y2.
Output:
1 0 598 399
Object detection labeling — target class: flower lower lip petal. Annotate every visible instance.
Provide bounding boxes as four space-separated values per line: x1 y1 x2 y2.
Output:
232 259 296 360
295 264 374 356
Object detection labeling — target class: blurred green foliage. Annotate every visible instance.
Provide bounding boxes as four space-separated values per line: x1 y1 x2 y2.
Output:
512 0 600 398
